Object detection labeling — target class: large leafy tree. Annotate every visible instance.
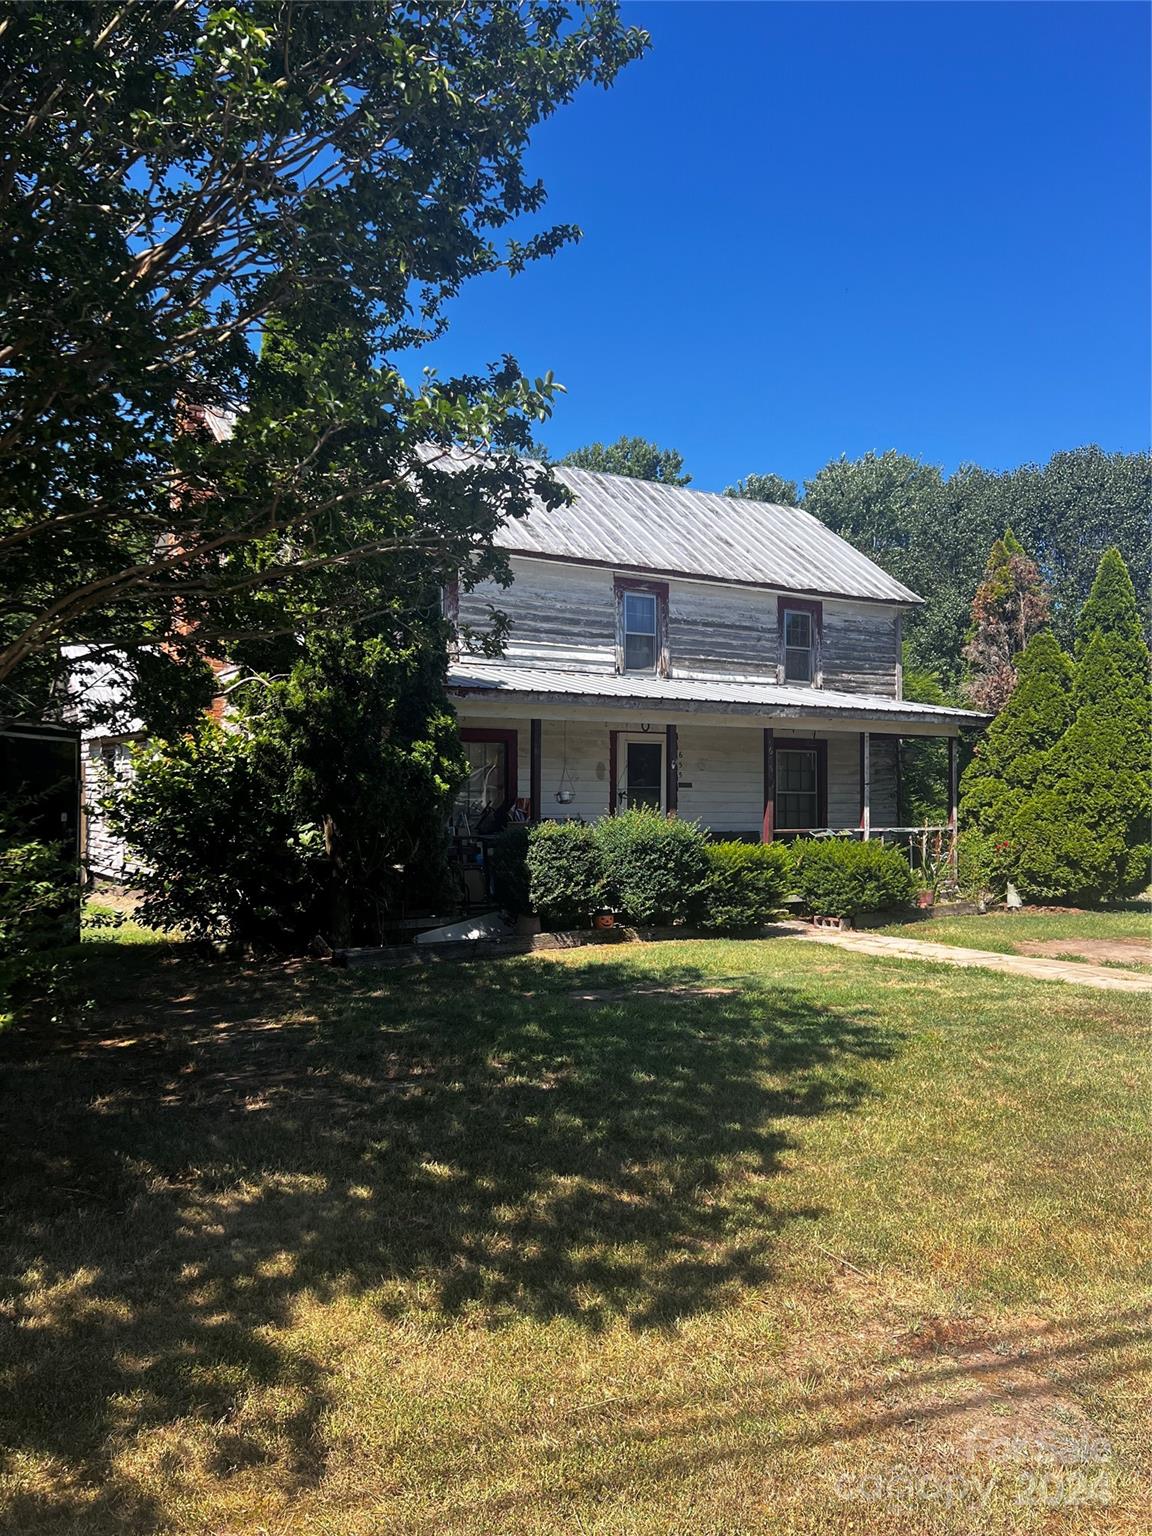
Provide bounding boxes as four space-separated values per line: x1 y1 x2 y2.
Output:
803 446 1149 685
724 471 798 505
961 529 1051 713
0 1 646 726
560 436 691 485
802 451 979 681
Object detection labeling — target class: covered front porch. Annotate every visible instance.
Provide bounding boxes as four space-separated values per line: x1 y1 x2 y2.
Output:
448 665 985 851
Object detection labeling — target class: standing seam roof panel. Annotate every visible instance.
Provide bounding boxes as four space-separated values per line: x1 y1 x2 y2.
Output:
486 464 922 604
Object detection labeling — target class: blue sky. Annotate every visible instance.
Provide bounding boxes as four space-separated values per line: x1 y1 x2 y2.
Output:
419 1 1150 493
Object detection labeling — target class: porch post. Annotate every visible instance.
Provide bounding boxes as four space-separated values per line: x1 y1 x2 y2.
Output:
665 723 678 815
859 730 871 840
608 729 618 816
947 735 959 874
761 728 775 842
529 719 542 822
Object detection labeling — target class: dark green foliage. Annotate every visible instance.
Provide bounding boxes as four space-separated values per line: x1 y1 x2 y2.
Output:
0 831 77 954
560 437 691 486
0 811 79 1013
112 626 467 948
109 728 321 948
1074 548 1151 673
699 841 793 932
790 838 918 919
960 629 1075 844
525 821 604 930
961 550 1151 904
0 2 646 724
954 829 999 901
489 824 532 917
1016 559 1151 902
898 654 953 824
593 810 712 926
724 472 799 505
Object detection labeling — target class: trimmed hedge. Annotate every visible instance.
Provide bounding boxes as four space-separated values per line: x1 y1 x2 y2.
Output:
790 837 917 919
593 809 711 926
525 820 603 929
700 841 792 932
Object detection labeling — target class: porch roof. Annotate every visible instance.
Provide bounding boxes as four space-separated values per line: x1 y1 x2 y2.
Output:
448 663 989 732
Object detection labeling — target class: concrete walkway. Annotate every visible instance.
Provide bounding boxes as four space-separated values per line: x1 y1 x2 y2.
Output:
766 922 1151 994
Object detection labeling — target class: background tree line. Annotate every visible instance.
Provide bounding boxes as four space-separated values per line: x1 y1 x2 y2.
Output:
558 436 1150 691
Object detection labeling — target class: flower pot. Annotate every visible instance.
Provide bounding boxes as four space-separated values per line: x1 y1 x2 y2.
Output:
916 891 935 910
592 911 616 931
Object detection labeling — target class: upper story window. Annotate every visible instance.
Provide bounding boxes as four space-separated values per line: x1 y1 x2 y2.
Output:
778 599 822 686
623 591 657 670
615 577 668 676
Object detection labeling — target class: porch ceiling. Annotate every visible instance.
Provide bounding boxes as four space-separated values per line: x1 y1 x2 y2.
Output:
448 663 989 735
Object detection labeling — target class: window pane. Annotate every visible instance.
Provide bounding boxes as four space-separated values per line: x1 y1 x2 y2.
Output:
456 741 505 817
776 749 819 829
777 791 818 829
624 631 656 671
784 611 811 648
626 741 662 810
778 750 816 793
784 646 812 683
624 591 656 635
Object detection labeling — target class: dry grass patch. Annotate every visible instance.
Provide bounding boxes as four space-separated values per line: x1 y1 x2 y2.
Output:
0 932 1147 1533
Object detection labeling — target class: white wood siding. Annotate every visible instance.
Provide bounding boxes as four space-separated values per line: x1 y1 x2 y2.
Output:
458 563 616 675
459 556 903 697
459 713 898 837
822 602 901 697
667 584 777 680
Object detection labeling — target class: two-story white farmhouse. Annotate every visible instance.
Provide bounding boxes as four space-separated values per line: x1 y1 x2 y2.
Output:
447 465 986 841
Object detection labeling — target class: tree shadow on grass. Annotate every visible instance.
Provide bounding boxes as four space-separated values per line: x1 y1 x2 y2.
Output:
0 941 898 1531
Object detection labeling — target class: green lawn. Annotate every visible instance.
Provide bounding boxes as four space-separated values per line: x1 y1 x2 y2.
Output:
876 903 1152 972
1 930 1148 1534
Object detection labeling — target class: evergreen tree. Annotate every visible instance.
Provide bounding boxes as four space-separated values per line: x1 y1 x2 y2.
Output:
1008 550 1152 902
961 529 1051 712
959 629 1075 840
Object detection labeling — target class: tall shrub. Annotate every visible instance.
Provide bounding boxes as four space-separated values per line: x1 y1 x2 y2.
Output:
700 842 792 932
593 810 711 926
110 728 322 948
525 821 604 930
960 629 1074 843
113 627 467 949
1008 552 1151 902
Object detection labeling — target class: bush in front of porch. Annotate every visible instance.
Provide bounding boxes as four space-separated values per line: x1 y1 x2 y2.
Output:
700 842 793 933
790 837 918 920
595 809 712 926
524 820 605 929
502 814 795 933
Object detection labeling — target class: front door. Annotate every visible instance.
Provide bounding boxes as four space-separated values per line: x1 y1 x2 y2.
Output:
616 736 663 811
775 745 821 831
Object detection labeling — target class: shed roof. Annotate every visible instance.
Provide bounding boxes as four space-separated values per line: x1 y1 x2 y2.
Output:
448 661 988 731
488 464 922 605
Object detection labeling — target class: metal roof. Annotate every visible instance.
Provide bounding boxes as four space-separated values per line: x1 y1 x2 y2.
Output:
488 464 922 605
448 662 988 729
